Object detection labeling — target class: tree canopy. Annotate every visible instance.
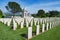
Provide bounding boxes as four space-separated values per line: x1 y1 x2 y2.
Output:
5 2 22 13
32 9 60 18
37 9 45 17
48 11 60 17
0 10 3 18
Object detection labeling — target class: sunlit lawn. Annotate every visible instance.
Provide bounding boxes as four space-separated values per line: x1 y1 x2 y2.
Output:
0 22 60 40
31 25 60 40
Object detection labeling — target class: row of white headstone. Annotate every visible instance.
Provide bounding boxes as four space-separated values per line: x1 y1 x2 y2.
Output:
28 18 60 39
12 17 60 29
0 17 60 29
10 17 60 39
0 18 12 26
0 17 60 40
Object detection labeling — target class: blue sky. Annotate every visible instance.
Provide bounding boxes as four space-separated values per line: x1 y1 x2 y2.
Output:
0 0 60 14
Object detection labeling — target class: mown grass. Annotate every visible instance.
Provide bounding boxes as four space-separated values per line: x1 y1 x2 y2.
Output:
31 25 60 40
0 21 38 40
0 22 28 40
0 22 60 40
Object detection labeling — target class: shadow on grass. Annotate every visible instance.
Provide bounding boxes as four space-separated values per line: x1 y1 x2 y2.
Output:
21 34 28 39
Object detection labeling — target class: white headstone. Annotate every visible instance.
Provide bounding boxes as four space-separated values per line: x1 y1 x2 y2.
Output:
38 21 39 25
35 21 37 26
52 22 54 28
7 22 10 26
40 19 42 24
42 23 45 32
4 21 6 24
36 25 40 35
21 22 24 28
31 20 33 27
43 20 44 24
7 19 11 26
28 27 32 39
13 19 17 30
26 22 29 27
46 23 49 30
45 19 46 23
50 22 52 29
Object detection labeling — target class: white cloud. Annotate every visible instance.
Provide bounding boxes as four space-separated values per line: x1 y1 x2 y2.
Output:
26 1 60 14
1 0 60 14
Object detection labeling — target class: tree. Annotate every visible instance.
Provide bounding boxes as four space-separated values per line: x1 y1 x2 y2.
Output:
5 2 22 14
49 11 59 17
32 14 37 17
0 10 3 18
45 12 50 17
37 9 45 17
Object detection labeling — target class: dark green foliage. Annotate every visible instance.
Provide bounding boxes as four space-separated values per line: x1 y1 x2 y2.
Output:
32 14 37 17
37 9 45 17
0 10 3 18
5 2 22 13
45 13 50 17
32 9 60 18
48 11 60 17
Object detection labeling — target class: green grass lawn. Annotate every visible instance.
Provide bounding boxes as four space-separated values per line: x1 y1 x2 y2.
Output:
0 22 28 40
31 25 60 40
0 22 60 40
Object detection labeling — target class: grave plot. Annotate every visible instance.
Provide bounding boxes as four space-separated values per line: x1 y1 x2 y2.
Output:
0 18 12 26
0 17 60 40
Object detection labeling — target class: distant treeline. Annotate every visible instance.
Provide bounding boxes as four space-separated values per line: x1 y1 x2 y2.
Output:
32 9 60 18
0 2 60 18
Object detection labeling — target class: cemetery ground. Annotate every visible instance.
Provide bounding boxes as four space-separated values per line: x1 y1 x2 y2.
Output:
0 22 60 40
